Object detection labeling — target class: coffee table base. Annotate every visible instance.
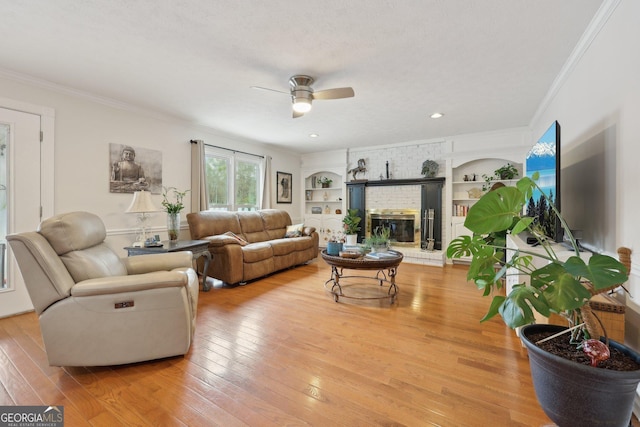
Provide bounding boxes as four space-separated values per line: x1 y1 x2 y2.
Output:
324 265 399 304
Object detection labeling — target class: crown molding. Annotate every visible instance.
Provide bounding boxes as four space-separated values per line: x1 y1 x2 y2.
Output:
530 0 622 127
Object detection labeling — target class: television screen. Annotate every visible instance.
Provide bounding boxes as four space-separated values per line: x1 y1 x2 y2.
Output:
526 121 561 241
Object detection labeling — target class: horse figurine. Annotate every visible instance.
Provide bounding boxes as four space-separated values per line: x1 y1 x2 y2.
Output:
348 158 367 180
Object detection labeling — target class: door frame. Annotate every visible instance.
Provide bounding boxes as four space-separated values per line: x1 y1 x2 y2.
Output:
0 97 54 220
0 97 54 316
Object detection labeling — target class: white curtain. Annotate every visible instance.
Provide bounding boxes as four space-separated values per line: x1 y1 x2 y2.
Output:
261 155 272 209
190 139 208 212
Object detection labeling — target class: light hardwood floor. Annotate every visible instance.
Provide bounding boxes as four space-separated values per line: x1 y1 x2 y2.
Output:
0 256 581 426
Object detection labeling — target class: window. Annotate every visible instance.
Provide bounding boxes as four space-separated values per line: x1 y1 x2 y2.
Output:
204 147 262 211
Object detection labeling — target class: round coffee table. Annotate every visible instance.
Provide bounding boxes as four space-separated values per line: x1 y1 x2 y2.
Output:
320 249 403 304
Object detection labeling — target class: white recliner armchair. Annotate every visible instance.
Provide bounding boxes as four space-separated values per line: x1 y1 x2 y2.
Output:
7 211 199 367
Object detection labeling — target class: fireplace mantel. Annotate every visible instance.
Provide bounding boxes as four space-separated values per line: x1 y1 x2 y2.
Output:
347 177 445 187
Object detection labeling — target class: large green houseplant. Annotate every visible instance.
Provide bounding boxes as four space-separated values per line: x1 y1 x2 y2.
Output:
447 174 640 427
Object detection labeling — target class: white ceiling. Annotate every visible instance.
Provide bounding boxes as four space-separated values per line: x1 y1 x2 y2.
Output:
2 0 604 154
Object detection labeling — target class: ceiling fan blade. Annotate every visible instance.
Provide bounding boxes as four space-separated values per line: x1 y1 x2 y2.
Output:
312 87 355 100
250 86 289 95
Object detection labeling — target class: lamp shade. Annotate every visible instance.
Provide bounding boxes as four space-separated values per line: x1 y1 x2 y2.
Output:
126 190 159 213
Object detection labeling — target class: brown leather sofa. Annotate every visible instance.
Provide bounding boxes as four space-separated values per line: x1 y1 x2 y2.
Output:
187 209 319 285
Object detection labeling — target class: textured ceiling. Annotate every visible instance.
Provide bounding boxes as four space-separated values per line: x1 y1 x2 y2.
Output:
1 0 604 153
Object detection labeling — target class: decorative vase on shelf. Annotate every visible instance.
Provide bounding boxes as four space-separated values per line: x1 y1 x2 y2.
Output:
167 212 180 240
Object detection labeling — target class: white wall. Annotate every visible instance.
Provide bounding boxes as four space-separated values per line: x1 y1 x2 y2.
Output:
529 0 640 349
0 75 302 255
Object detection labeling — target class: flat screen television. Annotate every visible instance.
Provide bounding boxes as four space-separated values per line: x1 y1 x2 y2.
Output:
526 121 561 242
559 127 617 253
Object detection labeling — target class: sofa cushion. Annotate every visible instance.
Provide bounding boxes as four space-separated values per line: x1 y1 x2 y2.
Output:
284 223 304 238
242 242 273 263
238 211 270 243
271 237 312 256
38 211 127 282
260 209 291 240
187 210 243 240
39 211 106 255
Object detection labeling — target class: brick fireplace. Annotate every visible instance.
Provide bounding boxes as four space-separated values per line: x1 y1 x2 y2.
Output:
347 178 444 252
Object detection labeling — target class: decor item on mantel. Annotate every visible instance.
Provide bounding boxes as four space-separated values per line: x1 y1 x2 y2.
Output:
342 208 361 245
446 173 639 427
161 186 189 240
421 159 439 178
348 158 367 181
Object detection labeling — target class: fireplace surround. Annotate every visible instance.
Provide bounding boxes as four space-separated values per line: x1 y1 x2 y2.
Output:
346 177 444 250
366 209 421 247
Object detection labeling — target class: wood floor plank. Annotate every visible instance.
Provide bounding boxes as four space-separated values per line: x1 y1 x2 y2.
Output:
1 256 609 426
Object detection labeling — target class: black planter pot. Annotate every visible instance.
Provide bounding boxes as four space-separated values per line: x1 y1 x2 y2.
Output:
521 324 640 427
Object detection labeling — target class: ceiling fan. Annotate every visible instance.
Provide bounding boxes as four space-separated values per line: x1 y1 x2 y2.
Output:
252 75 355 118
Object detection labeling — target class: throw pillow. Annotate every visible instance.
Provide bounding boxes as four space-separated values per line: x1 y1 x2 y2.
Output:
284 223 304 238
223 231 248 246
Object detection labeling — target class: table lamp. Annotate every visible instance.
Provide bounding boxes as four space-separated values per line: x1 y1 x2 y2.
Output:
126 190 159 247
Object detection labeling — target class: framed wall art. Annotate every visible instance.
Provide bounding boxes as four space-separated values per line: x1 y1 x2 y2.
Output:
277 171 292 203
109 143 162 194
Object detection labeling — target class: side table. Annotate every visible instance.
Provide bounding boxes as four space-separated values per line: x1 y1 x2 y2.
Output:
124 240 213 291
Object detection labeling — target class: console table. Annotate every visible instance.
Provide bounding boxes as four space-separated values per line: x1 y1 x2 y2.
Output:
320 249 403 304
125 240 213 291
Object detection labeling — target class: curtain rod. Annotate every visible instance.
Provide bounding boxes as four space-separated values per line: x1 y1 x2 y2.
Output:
190 139 264 159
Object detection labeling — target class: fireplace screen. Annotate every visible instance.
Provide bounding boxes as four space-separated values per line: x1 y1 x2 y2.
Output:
366 209 421 247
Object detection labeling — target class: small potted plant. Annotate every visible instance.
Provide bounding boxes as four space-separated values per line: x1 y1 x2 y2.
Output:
318 176 333 188
495 162 519 180
342 209 361 245
161 186 189 240
481 163 519 191
326 233 345 256
446 173 640 426
365 226 391 252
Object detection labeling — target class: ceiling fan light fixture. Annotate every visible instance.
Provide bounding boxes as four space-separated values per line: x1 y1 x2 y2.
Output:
292 97 312 113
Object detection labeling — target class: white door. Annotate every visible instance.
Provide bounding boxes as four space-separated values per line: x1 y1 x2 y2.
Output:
0 107 43 317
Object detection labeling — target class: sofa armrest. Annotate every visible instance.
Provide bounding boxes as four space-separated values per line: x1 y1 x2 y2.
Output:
71 270 189 297
206 235 246 248
122 252 193 275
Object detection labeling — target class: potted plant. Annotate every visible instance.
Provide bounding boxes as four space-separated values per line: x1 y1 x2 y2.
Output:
482 163 520 191
342 209 361 245
446 173 640 427
365 226 391 252
161 186 189 240
318 176 333 188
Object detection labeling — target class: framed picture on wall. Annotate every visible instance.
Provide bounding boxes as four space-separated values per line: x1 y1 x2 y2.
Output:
109 143 162 194
277 171 292 203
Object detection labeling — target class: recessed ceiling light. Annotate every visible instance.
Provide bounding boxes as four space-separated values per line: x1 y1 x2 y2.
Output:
430 112 444 119
309 133 319 138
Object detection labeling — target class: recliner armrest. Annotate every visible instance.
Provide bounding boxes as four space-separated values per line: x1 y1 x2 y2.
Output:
71 270 189 297
122 252 193 275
